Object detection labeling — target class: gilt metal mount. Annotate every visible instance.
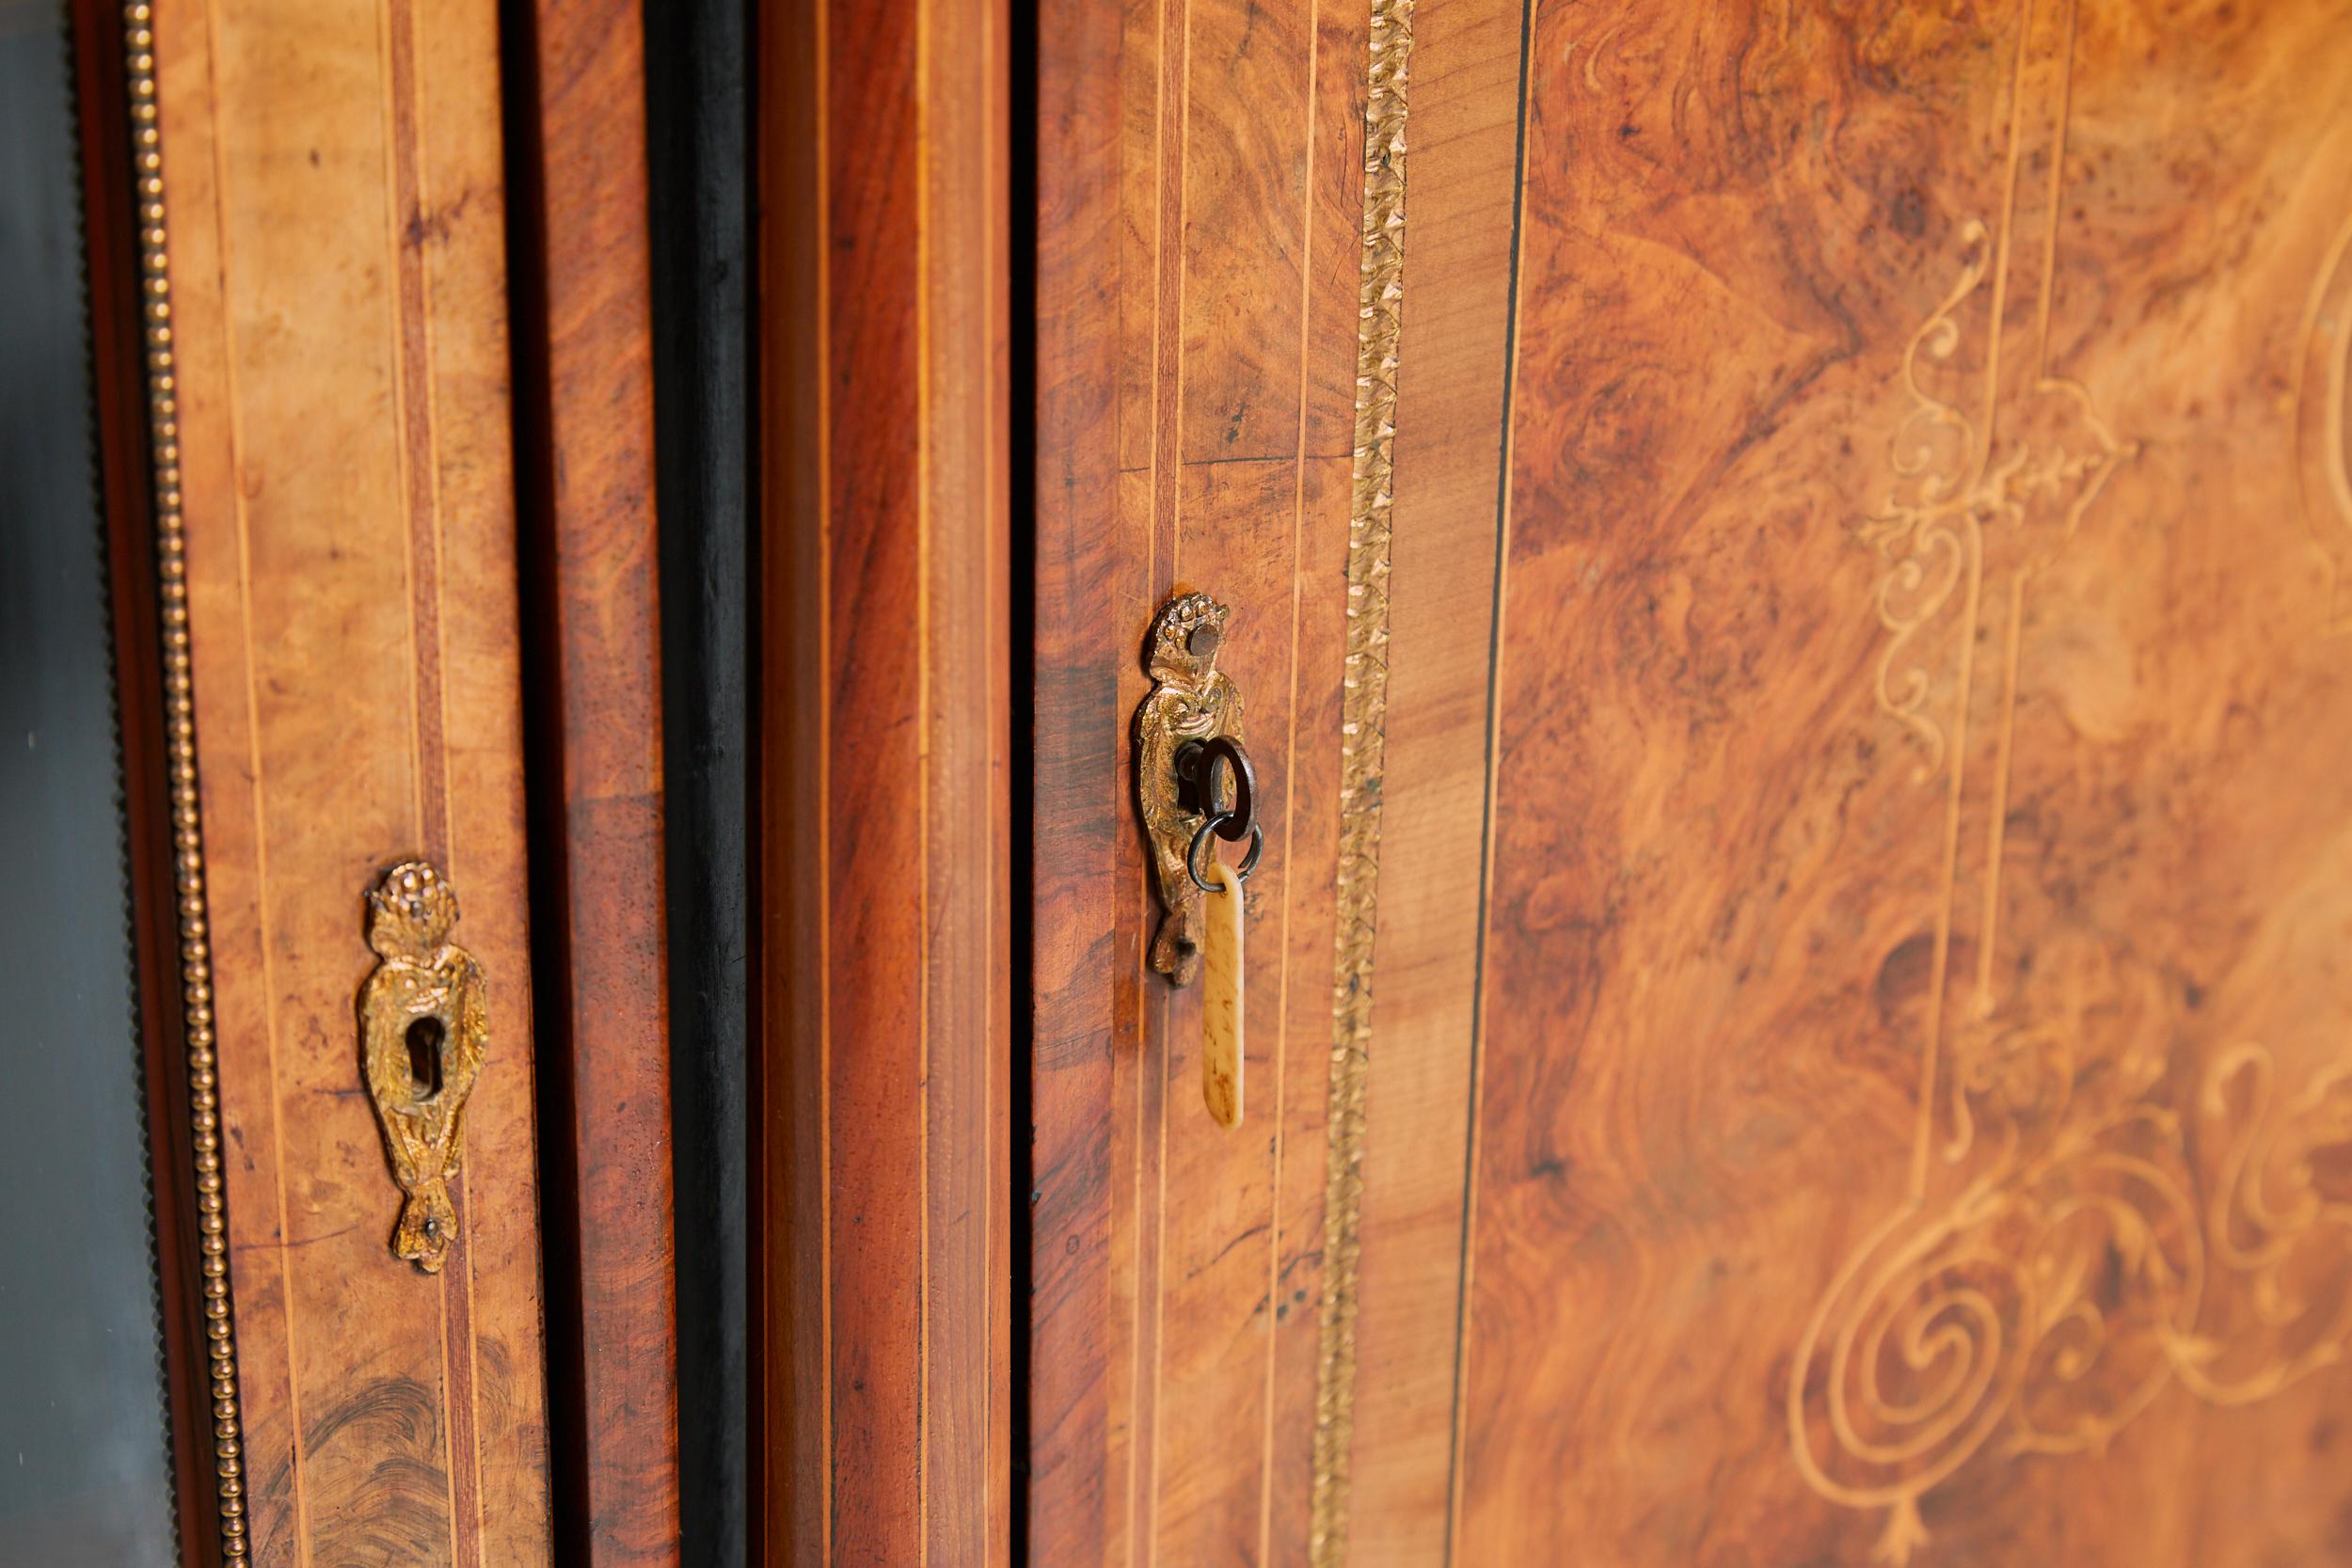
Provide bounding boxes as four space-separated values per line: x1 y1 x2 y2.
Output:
358 860 486 1273
1136 592 1260 983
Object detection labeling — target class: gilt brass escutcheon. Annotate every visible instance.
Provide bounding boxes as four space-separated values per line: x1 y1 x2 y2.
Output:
1136 593 1265 1128
358 860 487 1273
1136 592 1256 984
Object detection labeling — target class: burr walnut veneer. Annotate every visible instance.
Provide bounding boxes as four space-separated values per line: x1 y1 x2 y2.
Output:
1030 1 2352 1564
131 0 679 1561
94 0 2352 1561
157 1 554 1560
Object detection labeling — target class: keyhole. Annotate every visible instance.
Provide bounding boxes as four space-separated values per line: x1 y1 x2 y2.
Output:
405 1016 446 1098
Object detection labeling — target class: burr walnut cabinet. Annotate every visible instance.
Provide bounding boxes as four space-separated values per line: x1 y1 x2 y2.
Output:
17 0 2352 1564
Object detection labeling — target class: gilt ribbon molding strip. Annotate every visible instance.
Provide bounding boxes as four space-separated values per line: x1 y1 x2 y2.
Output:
1308 1 1413 1560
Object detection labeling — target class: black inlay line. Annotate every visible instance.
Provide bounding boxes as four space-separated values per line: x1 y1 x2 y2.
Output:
1007 0 1040 1554
1442 0 1539 1560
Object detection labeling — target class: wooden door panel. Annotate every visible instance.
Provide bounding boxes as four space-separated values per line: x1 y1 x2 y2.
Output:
155 0 552 1560
1102 0 1351 1540
1032 0 1369 1560
1040 0 2352 1563
1462 1 2352 1563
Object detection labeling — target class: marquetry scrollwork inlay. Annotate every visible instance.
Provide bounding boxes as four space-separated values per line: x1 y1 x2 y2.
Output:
1789 5 2352 1560
1792 1031 2352 1564
1861 217 2126 785
2294 212 2352 635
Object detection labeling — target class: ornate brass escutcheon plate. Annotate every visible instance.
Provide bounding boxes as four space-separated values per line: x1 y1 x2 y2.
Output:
1136 592 1264 1129
1135 592 1252 984
358 860 487 1273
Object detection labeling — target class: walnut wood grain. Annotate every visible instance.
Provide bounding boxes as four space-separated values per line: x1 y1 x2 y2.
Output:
1458 3 2352 1563
156 0 551 1561
1338 1 1521 1560
1027 0 1123 1560
752 1 1011 1562
506 0 683 1560
1030 0 1366 1560
1043 2 2352 1564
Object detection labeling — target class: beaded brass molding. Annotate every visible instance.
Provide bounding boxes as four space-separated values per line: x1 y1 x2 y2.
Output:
1308 0 1413 1560
119 4 253 1558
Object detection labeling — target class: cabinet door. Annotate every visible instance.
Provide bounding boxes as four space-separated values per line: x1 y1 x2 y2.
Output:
1032 2 2352 1563
139 1 554 1560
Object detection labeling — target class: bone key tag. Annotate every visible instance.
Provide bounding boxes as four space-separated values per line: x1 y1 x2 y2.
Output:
1200 855 1245 1129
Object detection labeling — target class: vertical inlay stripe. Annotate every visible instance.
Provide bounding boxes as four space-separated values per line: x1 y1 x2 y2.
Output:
1445 4 1540 1554
1263 0 1324 1555
380 3 482 1559
1134 0 1192 1557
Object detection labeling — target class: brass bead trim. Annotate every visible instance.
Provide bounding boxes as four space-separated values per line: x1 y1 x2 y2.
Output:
119 4 251 1558
1309 1 1412 1561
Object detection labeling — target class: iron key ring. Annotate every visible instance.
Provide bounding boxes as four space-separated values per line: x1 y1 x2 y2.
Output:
1188 815 1264 894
